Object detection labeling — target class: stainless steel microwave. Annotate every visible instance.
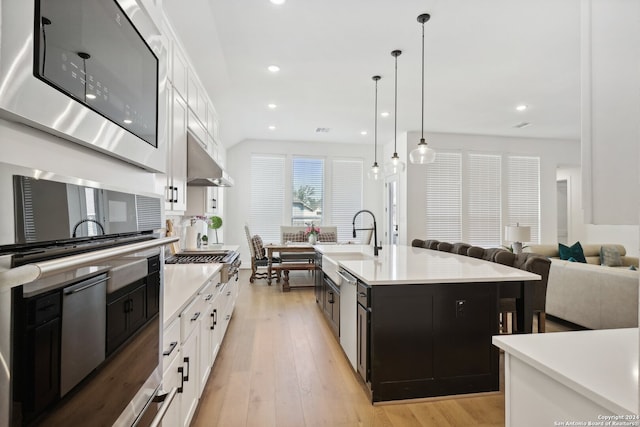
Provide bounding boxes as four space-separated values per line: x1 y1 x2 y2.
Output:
0 0 167 172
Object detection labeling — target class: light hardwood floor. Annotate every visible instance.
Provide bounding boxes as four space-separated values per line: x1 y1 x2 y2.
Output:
192 270 574 427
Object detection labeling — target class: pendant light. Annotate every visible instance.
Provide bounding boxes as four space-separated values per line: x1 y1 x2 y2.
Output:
367 75 383 180
409 13 436 164
385 49 406 174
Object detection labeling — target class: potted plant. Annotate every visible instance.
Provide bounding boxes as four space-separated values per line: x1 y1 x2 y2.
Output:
208 215 223 244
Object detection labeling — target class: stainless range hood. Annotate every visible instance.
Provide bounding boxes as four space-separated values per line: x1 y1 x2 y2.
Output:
186 132 234 187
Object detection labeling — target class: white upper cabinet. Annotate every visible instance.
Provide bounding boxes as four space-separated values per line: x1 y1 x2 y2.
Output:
172 46 189 101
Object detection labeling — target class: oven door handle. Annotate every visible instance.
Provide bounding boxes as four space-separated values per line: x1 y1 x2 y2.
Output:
149 386 179 427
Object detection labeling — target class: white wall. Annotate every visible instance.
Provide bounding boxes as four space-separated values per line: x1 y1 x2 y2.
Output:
398 131 581 246
225 139 383 266
557 166 640 257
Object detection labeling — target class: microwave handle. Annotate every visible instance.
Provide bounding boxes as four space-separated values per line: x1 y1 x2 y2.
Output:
149 386 179 427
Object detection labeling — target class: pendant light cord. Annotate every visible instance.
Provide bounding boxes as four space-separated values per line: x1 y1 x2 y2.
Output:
374 77 378 163
421 20 425 141
393 52 398 154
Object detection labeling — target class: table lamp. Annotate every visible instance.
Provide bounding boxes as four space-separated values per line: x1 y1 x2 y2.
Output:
505 224 531 255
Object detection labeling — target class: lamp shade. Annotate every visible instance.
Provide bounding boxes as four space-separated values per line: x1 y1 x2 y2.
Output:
505 225 531 243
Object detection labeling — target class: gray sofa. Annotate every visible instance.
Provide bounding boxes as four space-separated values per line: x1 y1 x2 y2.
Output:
526 244 639 329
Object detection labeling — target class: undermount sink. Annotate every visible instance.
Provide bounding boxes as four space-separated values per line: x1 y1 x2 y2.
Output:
324 252 374 261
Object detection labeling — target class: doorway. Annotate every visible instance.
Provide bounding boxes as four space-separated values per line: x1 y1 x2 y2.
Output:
386 176 398 245
557 179 568 244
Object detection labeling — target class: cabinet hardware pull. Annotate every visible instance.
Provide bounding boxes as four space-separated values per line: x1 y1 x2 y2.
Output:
129 298 134 312
173 187 179 203
210 309 217 330
191 312 201 322
328 291 334 304
358 292 367 298
205 294 213 301
163 341 178 357
183 357 190 381
37 303 56 312
225 314 231 321
149 387 179 427
177 367 185 393
226 291 231 296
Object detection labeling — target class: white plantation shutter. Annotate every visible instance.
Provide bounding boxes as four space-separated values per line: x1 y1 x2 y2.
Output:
425 152 462 241
292 157 324 226
332 159 364 242
467 154 501 247
507 156 540 244
250 154 285 244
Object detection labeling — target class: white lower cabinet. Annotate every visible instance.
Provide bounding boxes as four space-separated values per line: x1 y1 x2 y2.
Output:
161 272 232 427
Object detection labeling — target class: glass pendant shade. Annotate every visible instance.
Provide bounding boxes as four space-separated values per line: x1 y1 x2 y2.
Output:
384 153 406 174
367 162 382 180
409 139 436 164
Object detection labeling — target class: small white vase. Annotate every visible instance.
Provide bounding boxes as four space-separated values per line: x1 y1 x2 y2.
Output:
308 234 317 245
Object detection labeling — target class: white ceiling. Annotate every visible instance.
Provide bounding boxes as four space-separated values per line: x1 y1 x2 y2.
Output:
162 0 581 148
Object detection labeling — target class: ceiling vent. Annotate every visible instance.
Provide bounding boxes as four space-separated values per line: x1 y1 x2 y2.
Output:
315 127 331 133
514 122 531 129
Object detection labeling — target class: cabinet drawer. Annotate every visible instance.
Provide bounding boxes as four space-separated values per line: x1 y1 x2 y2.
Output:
180 296 206 344
162 318 181 373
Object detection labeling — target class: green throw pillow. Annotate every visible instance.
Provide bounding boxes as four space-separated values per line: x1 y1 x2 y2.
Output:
600 245 623 267
567 257 577 262
630 265 637 271
559 242 586 263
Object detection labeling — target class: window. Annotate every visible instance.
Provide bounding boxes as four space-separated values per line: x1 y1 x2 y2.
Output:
467 154 502 247
332 159 363 242
425 152 462 241
424 151 539 248
292 157 324 226
506 156 540 244
250 154 285 244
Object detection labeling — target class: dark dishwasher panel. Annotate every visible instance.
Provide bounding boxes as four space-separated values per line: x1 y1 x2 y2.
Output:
60 274 107 397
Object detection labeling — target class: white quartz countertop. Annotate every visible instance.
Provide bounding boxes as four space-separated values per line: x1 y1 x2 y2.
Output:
493 328 639 415
315 244 539 285
164 263 222 327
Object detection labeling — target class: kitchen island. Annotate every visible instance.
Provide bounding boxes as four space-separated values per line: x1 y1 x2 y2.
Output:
493 329 638 426
315 244 540 403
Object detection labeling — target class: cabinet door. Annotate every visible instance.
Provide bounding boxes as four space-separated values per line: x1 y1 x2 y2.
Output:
172 46 188 100
210 295 223 365
198 301 213 395
357 304 369 382
171 90 188 212
180 329 199 427
147 272 160 318
128 284 148 333
161 348 183 427
107 294 129 355
30 318 60 413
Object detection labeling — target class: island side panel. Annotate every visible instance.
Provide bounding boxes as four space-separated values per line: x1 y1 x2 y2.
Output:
370 282 499 402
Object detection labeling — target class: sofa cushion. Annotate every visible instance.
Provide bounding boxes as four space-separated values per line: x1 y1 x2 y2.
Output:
600 245 623 267
559 242 586 263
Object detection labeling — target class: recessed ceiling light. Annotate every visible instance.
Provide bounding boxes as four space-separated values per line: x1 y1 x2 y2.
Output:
381 112 390 117
86 94 97 100
268 125 276 130
516 104 528 112
267 65 280 73
268 103 277 109
123 119 132 124
270 0 286 4
360 131 368 135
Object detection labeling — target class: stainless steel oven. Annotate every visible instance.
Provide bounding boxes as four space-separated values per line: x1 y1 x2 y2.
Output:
0 171 166 427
